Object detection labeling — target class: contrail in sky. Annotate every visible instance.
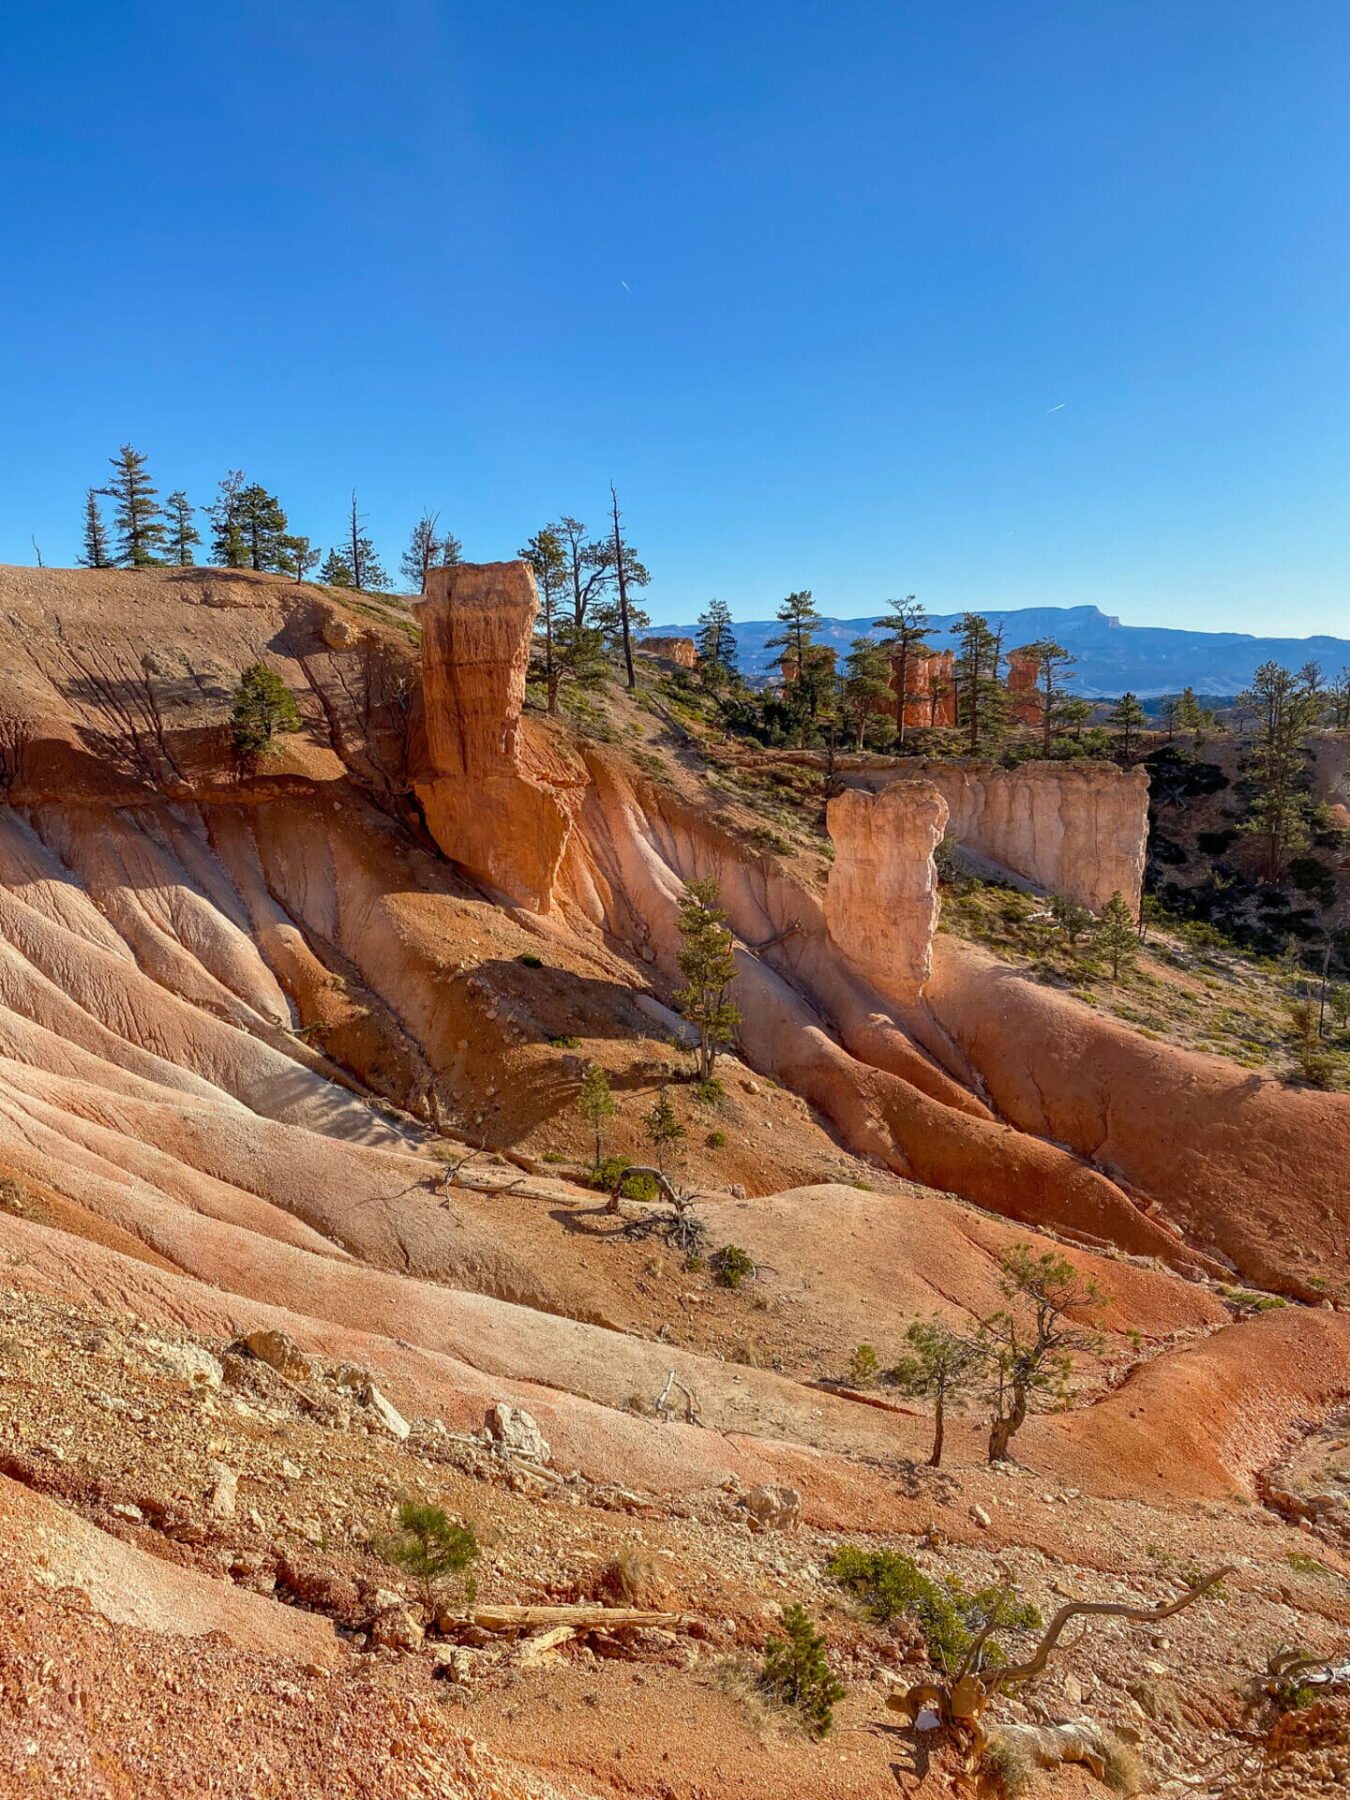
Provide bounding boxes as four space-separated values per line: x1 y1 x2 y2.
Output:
1045 402 1066 413
621 280 631 292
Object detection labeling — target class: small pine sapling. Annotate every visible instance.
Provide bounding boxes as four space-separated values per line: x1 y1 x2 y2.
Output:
577 1063 617 1169
376 1501 478 1618
230 663 301 760
887 1317 984 1467
759 1603 846 1738
1095 890 1139 982
673 878 741 1082
643 1085 686 1171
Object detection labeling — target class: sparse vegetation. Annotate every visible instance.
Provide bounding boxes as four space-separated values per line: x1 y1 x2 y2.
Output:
710 1244 755 1289
230 663 301 759
846 1342 879 1386
886 1316 983 1466
827 1546 1041 1670
758 1604 846 1738
577 1063 617 1167
376 1501 478 1617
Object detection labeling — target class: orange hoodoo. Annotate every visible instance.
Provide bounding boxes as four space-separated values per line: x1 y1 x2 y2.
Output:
1006 647 1045 727
893 648 956 728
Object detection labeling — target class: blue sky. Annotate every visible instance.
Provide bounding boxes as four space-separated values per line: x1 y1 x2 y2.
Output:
2 1 1348 632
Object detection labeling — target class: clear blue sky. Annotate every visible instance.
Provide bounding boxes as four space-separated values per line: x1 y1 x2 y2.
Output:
2 1 1348 632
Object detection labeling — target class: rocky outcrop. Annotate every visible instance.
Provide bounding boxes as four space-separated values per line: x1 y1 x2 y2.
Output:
414 561 584 910
823 783 947 1001
638 635 697 668
844 758 1147 913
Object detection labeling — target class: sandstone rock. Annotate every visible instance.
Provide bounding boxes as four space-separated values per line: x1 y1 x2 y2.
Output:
367 1603 423 1652
330 1362 373 1391
486 1402 550 1464
970 1504 992 1529
319 611 359 650
206 1460 238 1519
243 1329 312 1383
143 1338 223 1389
637 636 697 669
362 1384 411 1439
743 1484 800 1533
824 782 948 1002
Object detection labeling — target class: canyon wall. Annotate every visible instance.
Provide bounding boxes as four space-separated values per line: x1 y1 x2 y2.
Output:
823 783 947 1001
843 758 1147 913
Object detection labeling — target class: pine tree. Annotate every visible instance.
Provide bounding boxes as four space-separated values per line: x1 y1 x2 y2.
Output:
345 491 388 592
209 471 249 568
402 511 443 595
439 528 463 567
1110 691 1147 757
673 878 740 1082
977 1244 1105 1464
163 491 200 567
642 1086 686 1171
760 1606 846 1739
695 598 737 689
766 591 824 746
607 485 651 691
577 1063 617 1169
954 613 1006 753
1328 667 1350 731
886 1318 983 1468
101 445 165 567
376 1502 478 1617
282 536 320 583
237 484 289 572
1238 661 1321 880
320 548 355 588
875 597 931 748
522 526 571 715
1096 890 1138 982
841 636 892 749
556 515 615 632
231 663 301 759
1019 639 1076 753
78 489 113 569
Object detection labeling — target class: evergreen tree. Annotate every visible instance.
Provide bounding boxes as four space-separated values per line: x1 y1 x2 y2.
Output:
695 597 737 689
78 489 113 569
555 515 615 632
1328 667 1350 731
320 547 355 588
521 526 571 715
402 511 444 595
977 1244 1105 1464
238 484 289 572
282 535 320 583
577 1063 617 1169
607 485 651 690
230 663 301 759
439 528 463 567
642 1086 686 1171
1019 639 1076 753
760 1606 846 1739
766 591 824 745
954 613 1006 753
673 877 740 1082
345 491 388 592
1238 661 1321 880
887 1318 983 1468
874 597 931 749
163 491 200 567
841 636 892 749
209 471 249 568
1096 890 1138 982
1110 691 1147 757
100 444 165 567
1175 685 1217 745
376 1502 478 1616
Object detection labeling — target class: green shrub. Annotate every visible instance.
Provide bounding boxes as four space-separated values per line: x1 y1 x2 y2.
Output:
516 952 544 968
694 1077 726 1106
710 1244 755 1289
231 663 300 759
706 1129 729 1149
376 1502 478 1614
826 1546 1040 1671
846 1343 879 1386
591 1157 659 1201
759 1604 846 1738
549 1034 582 1048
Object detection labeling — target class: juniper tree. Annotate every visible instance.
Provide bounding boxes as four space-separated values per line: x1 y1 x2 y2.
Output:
230 663 301 759
101 444 165 567
875 596 931 749
78 489 113 569
887 1317 983 1468
162 491 200 567
1096 890 1138 982
1238 661 1321 880
695 598 737 690
1110 691 1147 757
209 471 249 568
577 1062 617 1169
345 491 388 592
977 1245 1105 1463
673 878 740 1082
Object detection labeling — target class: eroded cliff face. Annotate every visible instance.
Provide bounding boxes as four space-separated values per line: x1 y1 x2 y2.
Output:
843 757 1148 914
413 561 584 910
823 783 947 1001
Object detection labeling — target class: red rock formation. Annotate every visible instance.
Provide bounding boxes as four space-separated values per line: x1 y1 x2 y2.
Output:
1005 645 1044 727
823 783 947 1001
413 561 585 910
638 635 697 668
894 648 956 728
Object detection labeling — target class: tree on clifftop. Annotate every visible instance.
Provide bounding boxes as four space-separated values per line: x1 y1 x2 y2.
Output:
402 511 459 595
78 490 113 569
1020 638 1076 754
101 445 165 567
320 547 355 587
695 598 737 690
164 491 200 567
344 491 388 593
1238 661 1321 880
841 636 892 750
1110 691 1146 758
954 612 1006 753
875 597 931 750
606 485 651 691
209 471 249 568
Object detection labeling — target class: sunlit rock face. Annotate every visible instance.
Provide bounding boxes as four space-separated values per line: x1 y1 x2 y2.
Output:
824 782 948 1002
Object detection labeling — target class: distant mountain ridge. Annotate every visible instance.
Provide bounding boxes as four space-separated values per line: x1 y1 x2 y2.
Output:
649 605 1350 698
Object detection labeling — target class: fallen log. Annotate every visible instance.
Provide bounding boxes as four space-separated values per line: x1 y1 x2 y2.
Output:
472 1604 694 1634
